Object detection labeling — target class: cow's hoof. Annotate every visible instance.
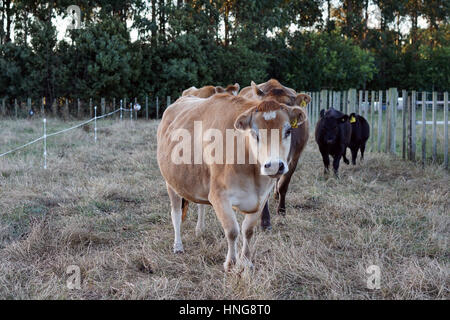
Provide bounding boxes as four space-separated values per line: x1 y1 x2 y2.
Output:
261 223 272 231
173 243 184 254
223 258 236 272
277 208 286 216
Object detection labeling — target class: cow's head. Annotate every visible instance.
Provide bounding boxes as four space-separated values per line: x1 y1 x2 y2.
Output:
234 100 306 177
319 108 348 145
251 80 311 108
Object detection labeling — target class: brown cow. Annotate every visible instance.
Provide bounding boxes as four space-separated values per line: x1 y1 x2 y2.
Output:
157 93 306 271
239 79 311 230
182 83 240 98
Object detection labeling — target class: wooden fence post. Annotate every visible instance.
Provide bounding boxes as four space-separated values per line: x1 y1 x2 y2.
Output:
378 90 383 152
411 91 416 161
145 95 149 120
1 98 5 117
421 92 427 166
358 90 363 114
89 98 93 118
27 97 31 114
391 88 398 154
14 99 18 118
402 90 407 159
432 91 437 162
41 97 45 116
370 91 375 151
385 89 391 153
156 96 159 119
77 99 81 118
101 98 106 116
444 92 448 169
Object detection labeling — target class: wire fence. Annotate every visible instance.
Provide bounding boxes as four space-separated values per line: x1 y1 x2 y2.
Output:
0 104 136 167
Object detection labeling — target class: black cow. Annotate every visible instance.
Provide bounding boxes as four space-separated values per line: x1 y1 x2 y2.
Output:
348 113 370 165
315 108 351 176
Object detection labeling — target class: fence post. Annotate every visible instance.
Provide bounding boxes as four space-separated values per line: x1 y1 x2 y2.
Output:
444 92 448 169
41 97 45 116
402 90 407 159
328 90 332 108
120 99 123 121
27 98 31 115
14 99 18 118
432 91 437 162
134 97 138 120
421 92 427 166
350 89 357 113
390 88 398 154
145 95 149 120
358 90 363 114
385 89 391 153
156 96 159 119
370 90 375 151
101 98 105 116
411 91 416 161
43 118 47 169
130 102 133 122
94 106 97 142
89 98 93 118
378 90 383 152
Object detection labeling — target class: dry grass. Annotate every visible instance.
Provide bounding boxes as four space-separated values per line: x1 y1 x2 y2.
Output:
0 118 448 300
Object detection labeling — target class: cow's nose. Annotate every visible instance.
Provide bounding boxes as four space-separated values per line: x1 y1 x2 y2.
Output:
278 161 285 173
264 163 271 169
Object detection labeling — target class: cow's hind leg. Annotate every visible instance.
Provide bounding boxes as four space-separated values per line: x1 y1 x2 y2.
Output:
241 211 261 268
166 183 184 253
351 147 358 165
195 204 206 237
209 195 240 272
260 201 271 231
343 147 350 165
360 144 366 162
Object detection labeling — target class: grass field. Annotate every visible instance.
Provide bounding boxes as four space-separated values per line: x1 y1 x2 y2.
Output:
0 118 448 299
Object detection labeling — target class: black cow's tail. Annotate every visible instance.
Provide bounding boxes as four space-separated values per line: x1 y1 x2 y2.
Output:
181 198 189 222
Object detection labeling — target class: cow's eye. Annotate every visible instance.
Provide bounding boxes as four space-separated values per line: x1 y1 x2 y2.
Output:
285 128 292 138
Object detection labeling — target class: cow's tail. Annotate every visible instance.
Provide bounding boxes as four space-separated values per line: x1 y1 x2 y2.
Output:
181 198 189 222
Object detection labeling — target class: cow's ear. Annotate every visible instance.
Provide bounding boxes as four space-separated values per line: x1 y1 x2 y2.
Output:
251 81 264 97
234 108 255 131
340 115 349 123
320 109 325 118
295 93 311 108
215 86 225 93
286 106 307 128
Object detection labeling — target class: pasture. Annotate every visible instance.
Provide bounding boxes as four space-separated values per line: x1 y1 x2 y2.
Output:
0 118 448 299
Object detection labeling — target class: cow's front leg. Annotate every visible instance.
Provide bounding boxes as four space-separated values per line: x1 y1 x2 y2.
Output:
210 194 239 272
332 154 342 177
195 204 206 237
241 211 261 269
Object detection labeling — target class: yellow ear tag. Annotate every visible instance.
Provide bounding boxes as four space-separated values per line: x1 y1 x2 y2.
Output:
300 100 307 108
290 118 298 128
350 116 356 123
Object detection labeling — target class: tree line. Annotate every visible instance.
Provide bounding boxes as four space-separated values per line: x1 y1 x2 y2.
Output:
0 0 448 105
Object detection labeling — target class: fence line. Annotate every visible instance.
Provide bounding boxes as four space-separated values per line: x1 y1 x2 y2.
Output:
0 106 135 165
308 89 449 169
